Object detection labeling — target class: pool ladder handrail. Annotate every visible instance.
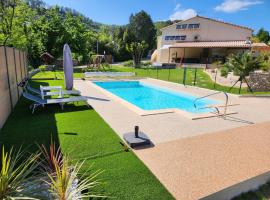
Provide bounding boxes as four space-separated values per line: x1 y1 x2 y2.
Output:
193 91 229 118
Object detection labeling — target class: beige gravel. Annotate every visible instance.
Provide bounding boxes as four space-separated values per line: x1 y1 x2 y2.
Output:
135 122 270 200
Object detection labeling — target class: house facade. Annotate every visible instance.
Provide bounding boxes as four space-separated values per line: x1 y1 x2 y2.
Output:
152 16 268 64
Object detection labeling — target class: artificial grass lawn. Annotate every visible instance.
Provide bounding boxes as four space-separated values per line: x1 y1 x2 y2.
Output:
0 78 174 200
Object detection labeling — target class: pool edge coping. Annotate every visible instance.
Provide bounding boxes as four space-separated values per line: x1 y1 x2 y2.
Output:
88 79 238 120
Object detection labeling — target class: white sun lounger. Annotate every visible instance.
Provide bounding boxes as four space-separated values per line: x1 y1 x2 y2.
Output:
84 72 135 77
26 85 80 97
23 92 88 114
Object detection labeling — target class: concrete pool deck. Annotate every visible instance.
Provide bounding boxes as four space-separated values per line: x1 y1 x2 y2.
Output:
74 78 270 199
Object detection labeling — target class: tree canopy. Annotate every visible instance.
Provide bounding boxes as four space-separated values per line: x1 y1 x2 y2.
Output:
254 28 270 44
0 1 169 67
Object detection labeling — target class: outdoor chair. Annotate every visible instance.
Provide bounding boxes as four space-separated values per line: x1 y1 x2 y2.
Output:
22 92 88 114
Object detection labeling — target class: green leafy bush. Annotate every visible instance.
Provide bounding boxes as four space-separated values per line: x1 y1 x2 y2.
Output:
142 61 152 67
220 66 229 77
123 60 134 67
77 55 84 64
39 65 46 73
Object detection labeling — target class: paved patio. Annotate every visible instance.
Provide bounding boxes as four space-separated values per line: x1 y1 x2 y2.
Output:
74 78 270 199
135 122 270 200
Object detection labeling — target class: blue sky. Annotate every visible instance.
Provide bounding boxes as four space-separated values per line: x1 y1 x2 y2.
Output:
43 0 270 33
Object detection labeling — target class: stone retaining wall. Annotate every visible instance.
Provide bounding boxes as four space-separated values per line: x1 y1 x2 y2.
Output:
249 72 270 92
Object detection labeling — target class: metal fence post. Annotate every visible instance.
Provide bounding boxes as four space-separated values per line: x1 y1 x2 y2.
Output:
183 67 187 85
193 68 197 86
4 46 13 109
156 66 159 79
214 69 218 89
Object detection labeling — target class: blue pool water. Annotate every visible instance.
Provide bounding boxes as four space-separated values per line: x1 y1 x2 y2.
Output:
94 81 219 113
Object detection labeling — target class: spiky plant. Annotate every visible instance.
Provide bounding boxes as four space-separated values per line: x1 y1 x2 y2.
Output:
40 142 105 200
0 146 40 199
44 157 104 200
39 142 63 174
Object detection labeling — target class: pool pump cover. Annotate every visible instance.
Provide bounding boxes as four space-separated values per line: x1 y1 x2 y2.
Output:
123 126 151 148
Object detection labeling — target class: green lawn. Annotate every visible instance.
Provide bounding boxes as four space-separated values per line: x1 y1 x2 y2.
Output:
110 66 268 95
0 77 174 199
41 65 269 95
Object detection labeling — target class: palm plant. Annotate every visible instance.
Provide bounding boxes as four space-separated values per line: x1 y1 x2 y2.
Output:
225 51 263 94
0 146 40 199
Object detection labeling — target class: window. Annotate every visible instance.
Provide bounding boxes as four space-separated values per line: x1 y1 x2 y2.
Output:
175 36 181 40
165 35 186 41
188 23 200 29
165 36 170 40
180 35 186 40
176 24 187 29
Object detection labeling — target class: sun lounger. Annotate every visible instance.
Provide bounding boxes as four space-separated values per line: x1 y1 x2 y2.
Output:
22 92 88 114
26 85 80 97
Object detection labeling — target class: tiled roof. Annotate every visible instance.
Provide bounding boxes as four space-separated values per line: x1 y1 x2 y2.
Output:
170 41 253 48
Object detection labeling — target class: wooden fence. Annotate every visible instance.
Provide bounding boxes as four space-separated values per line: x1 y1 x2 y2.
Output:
0 46 28 129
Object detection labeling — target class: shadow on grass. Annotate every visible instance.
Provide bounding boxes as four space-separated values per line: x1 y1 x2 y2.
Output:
0 80 91 159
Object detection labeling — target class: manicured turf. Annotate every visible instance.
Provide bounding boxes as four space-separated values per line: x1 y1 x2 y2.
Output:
0 77 174 200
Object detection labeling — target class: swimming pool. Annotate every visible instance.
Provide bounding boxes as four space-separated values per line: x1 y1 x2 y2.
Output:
94 81 219 114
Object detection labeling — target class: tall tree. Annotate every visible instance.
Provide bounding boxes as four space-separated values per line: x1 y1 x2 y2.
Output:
127 10 156 50
256 28 270 43
125 10 155 67
0 0 17 46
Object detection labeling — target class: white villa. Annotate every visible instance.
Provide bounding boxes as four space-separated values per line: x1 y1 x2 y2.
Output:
152 15 270 64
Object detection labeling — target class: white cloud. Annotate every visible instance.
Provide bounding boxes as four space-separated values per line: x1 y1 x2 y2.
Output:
215 0 263 13
170 9 197 21
174 3 181 11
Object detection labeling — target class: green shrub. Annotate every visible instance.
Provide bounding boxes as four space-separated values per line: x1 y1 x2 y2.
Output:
102 63 110 69
220 66 229 77
142 61 152 67
77 55 84 64
39 65 46 73
123 60 134 67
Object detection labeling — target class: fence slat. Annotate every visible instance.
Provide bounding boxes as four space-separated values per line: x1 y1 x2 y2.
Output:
15 49 22 95
13 48 19 99
0 47 27 129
